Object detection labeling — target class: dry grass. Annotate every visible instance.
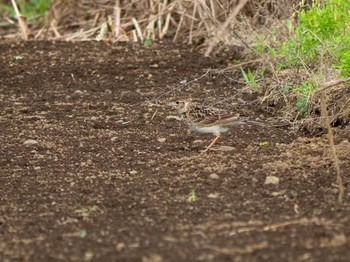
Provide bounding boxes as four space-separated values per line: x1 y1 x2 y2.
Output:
9 0 29 40
1 1 297 51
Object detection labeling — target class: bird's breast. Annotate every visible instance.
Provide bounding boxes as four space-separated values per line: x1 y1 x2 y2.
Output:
189 124 229 135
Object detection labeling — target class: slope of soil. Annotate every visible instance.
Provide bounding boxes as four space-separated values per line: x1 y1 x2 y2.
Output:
1 41 350 261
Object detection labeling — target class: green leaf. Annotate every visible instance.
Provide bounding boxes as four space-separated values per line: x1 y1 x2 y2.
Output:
259 141 269 147
189 189 196 202
143 39 152 47
14 55 23 60
80 229 87 238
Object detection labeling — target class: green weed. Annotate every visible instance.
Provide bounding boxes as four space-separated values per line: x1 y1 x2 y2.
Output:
80 229 87 238
14 55 23 60
282 82 293 93
188 189 196 202
240 67 259 91
279 0 350 77
143 39 152 47
259 141 269 147
294 82 316 117
253 30 279 59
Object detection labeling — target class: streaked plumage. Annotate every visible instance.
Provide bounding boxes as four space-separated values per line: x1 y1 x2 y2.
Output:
170 100 263 152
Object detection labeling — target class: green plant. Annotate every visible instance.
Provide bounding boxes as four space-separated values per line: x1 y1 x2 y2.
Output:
294 82 316 117
253 29 280 59
279 0 350 76
282 82 293 93
240 67 259 91
0 3 12 14
80 229 87 238
143 39 152 47
0 0 51 19
259 141 269 147
252 35 267 55
338 49 350 76
188 189 196 202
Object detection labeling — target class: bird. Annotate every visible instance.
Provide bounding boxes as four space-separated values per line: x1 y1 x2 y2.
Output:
170 99 264 152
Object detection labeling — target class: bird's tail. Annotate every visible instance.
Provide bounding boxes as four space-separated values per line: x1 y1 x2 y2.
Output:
241 119 266 126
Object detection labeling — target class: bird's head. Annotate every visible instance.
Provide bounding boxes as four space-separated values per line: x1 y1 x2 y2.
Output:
169 100 191 114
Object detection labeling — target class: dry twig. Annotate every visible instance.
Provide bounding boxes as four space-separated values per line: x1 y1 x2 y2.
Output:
205 0 249 56
320 91 344 203
10 0 29 40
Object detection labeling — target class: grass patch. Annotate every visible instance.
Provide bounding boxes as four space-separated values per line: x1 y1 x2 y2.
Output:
246 0 350 129
279 0 350 77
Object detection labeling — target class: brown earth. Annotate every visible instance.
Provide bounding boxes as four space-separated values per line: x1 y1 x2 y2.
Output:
1 40 350 261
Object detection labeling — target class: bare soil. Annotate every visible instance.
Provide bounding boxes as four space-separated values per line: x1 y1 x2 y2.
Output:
1 40 350 262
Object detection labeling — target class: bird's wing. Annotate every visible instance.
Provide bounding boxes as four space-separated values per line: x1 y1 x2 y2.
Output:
190 105 242 126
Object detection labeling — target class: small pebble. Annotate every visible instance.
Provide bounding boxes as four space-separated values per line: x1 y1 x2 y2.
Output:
24 139 38 146
166 115 181 121
246 145 254 151
73 90 84 95
27 115 45 120
216 145 235 151
116 242 126 252
264 176 280 185
208 193 219 199
251 177 258 183
157 138 166 143
271 191 281 197
209 173 219 180
84 251 93 261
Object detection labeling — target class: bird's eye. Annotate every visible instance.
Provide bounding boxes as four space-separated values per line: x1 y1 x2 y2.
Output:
175 101 180 105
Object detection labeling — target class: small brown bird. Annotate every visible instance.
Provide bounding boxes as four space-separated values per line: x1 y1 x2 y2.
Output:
170 100 264 152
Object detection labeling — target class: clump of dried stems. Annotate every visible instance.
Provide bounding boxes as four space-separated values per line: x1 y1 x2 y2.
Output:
4 0 297 55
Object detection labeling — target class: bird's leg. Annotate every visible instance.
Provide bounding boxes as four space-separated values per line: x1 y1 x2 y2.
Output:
200 134 221 153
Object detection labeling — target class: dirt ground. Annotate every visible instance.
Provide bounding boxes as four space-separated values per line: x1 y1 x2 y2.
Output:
1 40 350 261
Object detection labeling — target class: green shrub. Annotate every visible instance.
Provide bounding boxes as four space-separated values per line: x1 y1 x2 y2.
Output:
279 0 350 77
